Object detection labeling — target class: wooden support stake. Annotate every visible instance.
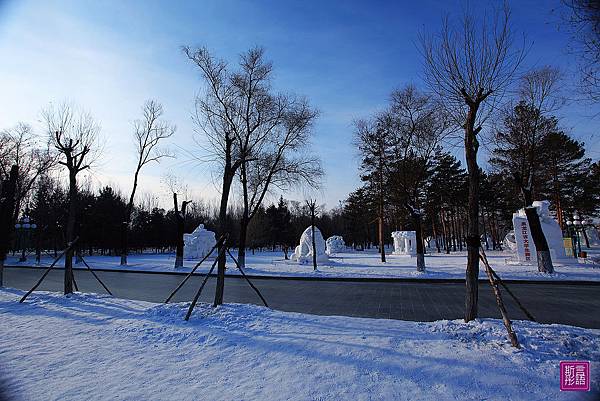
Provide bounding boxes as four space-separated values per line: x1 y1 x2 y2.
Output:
164 235 225 304
488 264 536 322
480 250 520 348
184 246 223 321
79 255 113 296
19 237 79 303
72 268 79 292
226 248 268 308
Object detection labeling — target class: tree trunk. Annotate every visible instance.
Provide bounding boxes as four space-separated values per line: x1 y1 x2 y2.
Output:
414 214 426 272
173 193 185 268
481 207 489 250
36 230 42 264
120 223 128 266
431 216 441 253
440 210 450 254
120 225 128 266
524 206 554 274
0 165 18 287
464 105 481 323
213 164 235 307
238 216 248 269
120 170 140 266
457 208 464 252
378 160 386 263
64 170 77 295
551 162 564 231
451 211 458 252
311 209 317 271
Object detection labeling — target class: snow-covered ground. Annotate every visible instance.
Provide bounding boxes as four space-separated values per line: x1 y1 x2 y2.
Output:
0 288 598 400
7 247 600 281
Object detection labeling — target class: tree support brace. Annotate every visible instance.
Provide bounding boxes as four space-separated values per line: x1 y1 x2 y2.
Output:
20 237 80 303
164 235 227 304
164 233 269 321
479 249 520 348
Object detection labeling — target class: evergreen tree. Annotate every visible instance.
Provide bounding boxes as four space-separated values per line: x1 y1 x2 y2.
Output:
424 151 467 253
538 131 593 226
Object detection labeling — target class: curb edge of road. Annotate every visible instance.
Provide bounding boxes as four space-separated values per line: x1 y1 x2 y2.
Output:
5 264 600 286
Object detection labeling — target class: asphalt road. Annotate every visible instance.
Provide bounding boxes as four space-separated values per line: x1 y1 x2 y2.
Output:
3 266 600 328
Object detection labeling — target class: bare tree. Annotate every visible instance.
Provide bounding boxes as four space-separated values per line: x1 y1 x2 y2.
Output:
233 48 321 269
420 4 525 321
184 45 248 306
43 103 101 295
0 123 56 223
562 0 600 102
163 173 191 268
389 85 451 272
306 199 318 271
0 165 18 286
0 124 55 281
185 45 322 302
120 100 175 266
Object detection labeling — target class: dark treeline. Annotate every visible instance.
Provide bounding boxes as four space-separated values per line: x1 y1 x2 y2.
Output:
16 175 349 258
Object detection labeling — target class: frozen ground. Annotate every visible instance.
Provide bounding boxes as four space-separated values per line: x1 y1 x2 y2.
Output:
0 288 598 400
7 247 600 281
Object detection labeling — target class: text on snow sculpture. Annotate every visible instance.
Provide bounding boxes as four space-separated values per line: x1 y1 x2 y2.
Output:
391 231 417 256
512 200 567 263
326 235 345 255
291 226 329 263
183 224 217 260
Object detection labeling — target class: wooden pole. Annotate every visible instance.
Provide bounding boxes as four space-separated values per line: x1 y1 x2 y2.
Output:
488 266 536 322
226 247 268 307
19 237 79 303
164 235 225 303
184 247 224 321
479 249 520 348
71 269 79 292
79 255 113 296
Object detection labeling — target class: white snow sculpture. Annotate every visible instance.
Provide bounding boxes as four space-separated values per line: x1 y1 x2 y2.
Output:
183 224 217 259
512 200 567 263
325 235 345 255
291 226 329 264
391 231 417 256
503 231 518 252
585 226 600 246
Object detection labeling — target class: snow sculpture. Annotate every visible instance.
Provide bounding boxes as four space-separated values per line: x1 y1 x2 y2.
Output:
585 226 600 246
325 235 345 255
291 226 329 263
503 231 518 252
512 200 567 263
183 224 217 259
391 231 417 256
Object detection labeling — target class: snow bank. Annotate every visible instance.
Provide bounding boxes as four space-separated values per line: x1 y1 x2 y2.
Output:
0 289 598 400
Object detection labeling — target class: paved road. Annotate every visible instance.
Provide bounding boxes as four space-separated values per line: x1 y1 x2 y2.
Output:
3 267 600 328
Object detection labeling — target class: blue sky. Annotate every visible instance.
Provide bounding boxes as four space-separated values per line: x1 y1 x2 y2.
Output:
0 0 598 209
